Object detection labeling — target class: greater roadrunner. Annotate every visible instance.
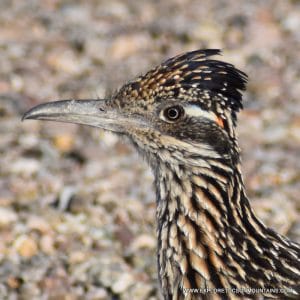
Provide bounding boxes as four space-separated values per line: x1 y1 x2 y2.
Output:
23 50 300 299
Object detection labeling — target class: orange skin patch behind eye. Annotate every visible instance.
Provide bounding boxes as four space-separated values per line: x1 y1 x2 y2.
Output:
215 116 224 128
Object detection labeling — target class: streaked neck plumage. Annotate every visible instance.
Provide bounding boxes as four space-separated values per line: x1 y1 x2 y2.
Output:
154 141 300 300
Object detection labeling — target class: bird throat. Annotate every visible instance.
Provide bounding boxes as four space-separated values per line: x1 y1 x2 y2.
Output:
155 159 238 297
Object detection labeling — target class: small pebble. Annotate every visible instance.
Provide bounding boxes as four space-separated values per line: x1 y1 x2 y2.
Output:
11 158 40 175
40 235 55 255
130 234 156 251
111 273 135 294
27 216 51 234
53 134 75 152
0 208 17 227
14 235 38 258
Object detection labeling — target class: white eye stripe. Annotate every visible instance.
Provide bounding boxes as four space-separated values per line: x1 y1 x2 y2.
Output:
184 105 217 122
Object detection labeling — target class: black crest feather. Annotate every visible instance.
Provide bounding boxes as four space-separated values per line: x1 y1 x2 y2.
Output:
116 49 248 122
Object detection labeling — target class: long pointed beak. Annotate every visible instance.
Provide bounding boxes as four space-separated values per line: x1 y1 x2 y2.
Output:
22 99 134 133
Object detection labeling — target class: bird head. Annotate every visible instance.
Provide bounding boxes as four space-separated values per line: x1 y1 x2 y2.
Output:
23 50 247 169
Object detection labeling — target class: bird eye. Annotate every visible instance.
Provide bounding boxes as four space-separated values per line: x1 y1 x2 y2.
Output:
163 105 184 121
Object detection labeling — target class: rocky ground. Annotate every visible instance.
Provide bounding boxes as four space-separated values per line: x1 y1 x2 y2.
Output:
0 0 299 299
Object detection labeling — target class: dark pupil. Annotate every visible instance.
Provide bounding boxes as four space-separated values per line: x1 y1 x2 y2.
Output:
167 107 179 119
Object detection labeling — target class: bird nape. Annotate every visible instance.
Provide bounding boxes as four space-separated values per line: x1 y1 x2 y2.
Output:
23 49 300 300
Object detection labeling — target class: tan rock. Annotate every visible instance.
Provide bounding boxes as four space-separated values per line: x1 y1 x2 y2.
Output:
27 216 51 234
69 251 87 264
53 134 75 152
0 207 17 227
111 273 135 294
40 235 55 255
110 34 149 60
130 234 156 251
14 235 38 258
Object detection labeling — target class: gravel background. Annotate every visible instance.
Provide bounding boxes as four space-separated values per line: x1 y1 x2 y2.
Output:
0 1 299 299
